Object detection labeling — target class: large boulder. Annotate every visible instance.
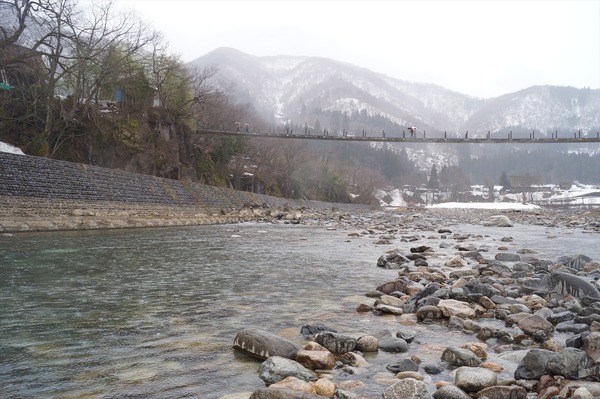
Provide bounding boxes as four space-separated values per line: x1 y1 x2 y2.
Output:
514 348 594 380
514 349 554 380
547 347 594 380
233 328 301 360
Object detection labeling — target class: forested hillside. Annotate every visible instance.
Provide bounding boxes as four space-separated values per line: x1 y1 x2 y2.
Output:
0 0 424 204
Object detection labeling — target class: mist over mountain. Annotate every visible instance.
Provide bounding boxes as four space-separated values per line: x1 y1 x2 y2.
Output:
190 47 600 136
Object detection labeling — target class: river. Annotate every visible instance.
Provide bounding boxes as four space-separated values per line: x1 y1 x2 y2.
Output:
1 220 599 398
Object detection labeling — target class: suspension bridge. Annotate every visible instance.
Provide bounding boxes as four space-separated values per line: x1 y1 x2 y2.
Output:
196 128 600 144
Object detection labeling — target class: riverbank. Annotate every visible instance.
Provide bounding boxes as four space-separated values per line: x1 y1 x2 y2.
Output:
0 151 368 233
230 206 600 399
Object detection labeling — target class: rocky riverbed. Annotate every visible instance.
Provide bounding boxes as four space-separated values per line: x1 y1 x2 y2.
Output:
229 206 600 399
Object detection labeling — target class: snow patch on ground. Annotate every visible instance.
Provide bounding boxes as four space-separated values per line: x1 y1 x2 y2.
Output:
427 202 541 210
377 182 600 208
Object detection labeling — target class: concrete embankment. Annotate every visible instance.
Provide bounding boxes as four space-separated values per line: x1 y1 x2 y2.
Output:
0 152 365 233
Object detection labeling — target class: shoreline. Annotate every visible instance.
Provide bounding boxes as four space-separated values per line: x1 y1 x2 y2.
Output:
1 198 599 234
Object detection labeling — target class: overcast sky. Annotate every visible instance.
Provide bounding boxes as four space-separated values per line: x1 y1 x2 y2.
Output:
115 0 600 98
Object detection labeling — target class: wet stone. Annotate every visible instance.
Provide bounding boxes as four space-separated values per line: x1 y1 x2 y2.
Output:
386 358 419 373
315 331 356 355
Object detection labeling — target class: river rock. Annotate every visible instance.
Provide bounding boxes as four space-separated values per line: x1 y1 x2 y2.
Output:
356 303 374 313
356 335 379 352
416 305 444 321
441 346 482 367
455 366 497 392
383 377 430 399
314 378 336 397
549 347 594 379
295 350 336 370
269 376 316 393
378 253 411 269
379 336 409 353
303 342 328 351
339 351 368 367
377 279 409 295
424 364 444 374
437 299 476 319
411 245 433 253
258 356 318 385
396 330 416 343
376 294 406 308
397 371 424 380
514 349 553 380
300 324 337 337
249 388 324 399
376 304 405 316
583 261 600 273
445 256 468 267
233 328 301 360
314 331 356 354
387 358 419 373
483 215 513 227
476 385 527 399
517 314 554 336
583 332 600 362
462 343 488 360
556 321 589 334
433 385 472 399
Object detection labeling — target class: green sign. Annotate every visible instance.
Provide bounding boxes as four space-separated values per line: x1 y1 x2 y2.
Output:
0 82 13 91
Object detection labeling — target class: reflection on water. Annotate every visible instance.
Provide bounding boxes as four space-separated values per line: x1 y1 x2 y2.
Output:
0 222 598 398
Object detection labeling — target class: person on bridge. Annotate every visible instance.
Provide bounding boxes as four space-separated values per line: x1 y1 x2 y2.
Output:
235 122 240 132
408 126 417 138
245 123 249 133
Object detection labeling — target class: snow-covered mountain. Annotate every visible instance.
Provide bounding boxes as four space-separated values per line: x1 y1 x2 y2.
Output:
190 47 600 135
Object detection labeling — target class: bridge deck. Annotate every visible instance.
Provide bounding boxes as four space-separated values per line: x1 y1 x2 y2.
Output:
196 129 600 144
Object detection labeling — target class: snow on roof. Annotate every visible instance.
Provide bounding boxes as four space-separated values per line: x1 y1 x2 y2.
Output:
0 141 25 155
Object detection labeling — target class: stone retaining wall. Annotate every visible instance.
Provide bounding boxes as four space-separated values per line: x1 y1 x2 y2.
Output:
0 152 366 233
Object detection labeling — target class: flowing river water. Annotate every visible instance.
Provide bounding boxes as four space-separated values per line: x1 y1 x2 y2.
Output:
1 219 599 398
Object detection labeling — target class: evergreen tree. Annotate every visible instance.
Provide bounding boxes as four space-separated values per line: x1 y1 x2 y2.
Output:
313 119 322 135
499 171 511 190
428 165 440 189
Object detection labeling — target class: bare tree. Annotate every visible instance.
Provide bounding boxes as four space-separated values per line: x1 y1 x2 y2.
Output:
0 0 35 50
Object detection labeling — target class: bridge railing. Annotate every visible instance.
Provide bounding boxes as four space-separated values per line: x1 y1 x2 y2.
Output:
197 126 600 142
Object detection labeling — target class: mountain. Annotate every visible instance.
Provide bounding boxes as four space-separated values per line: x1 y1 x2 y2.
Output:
189 47 600 136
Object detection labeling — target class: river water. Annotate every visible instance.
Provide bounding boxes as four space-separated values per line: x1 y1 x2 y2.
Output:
0 220 599 398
